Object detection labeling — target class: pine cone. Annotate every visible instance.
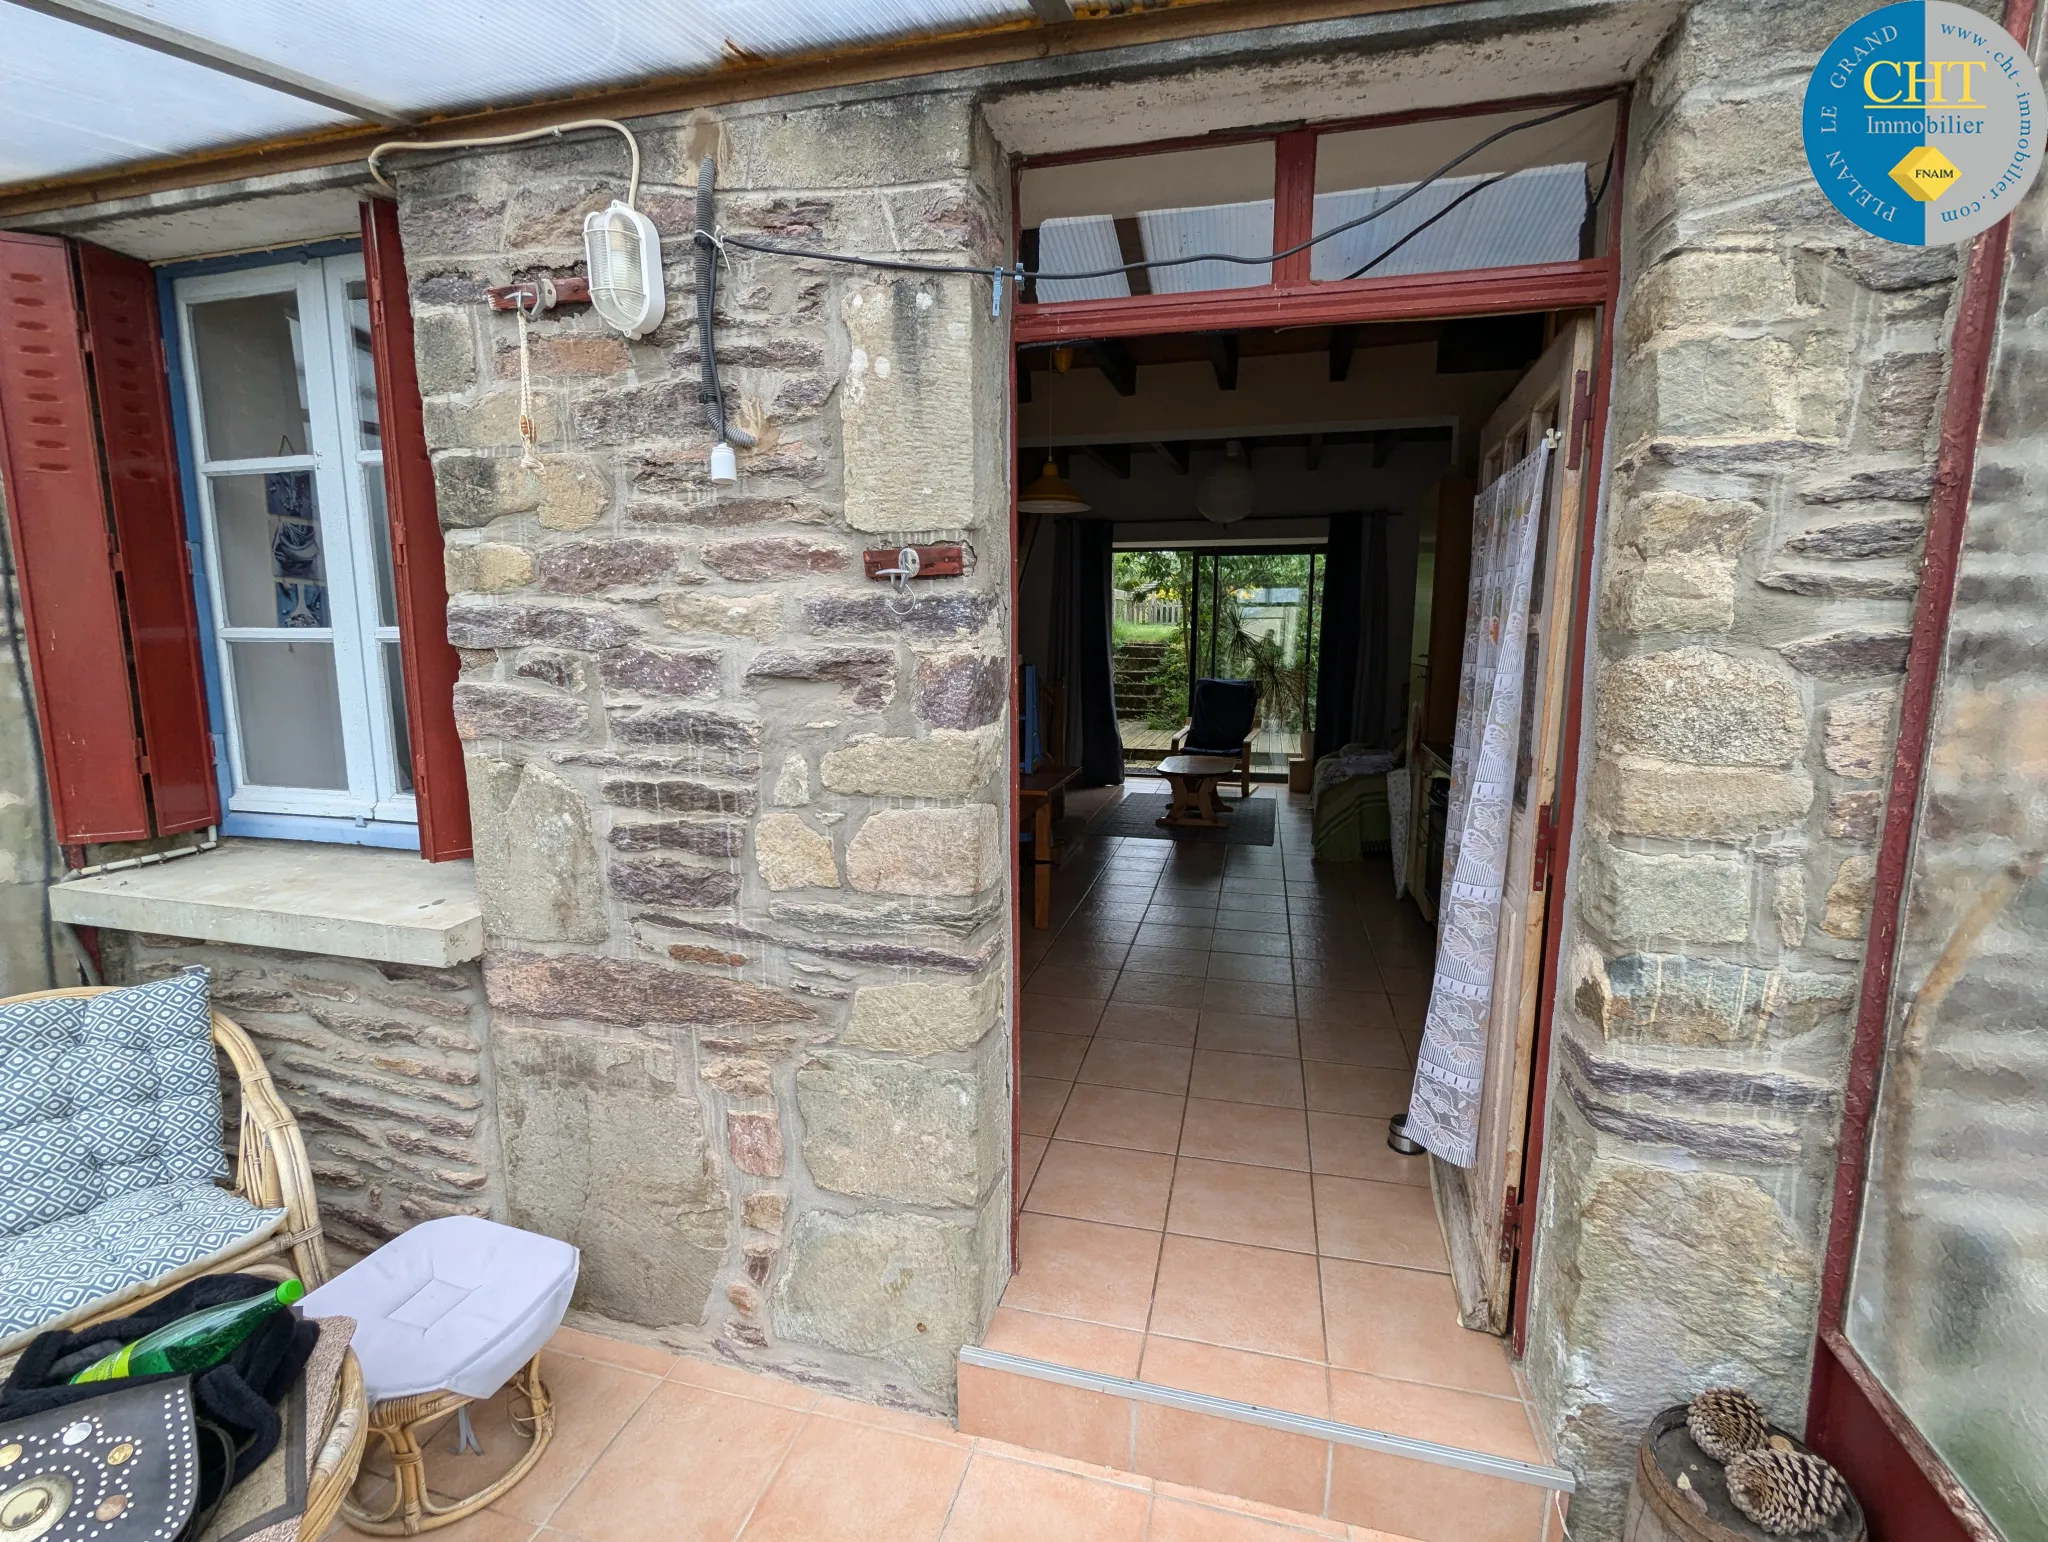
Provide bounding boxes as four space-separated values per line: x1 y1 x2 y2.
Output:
1726 1448 1850 1535
1687 1387 1770 1463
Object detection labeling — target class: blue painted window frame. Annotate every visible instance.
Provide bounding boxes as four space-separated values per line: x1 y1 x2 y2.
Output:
157 236 421 852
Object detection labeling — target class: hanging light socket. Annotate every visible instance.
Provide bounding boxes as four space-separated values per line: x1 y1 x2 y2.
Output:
709 440 738 484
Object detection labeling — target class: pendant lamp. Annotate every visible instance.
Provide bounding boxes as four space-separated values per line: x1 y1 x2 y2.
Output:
1196 440 1255 524
1018 455 1091 513
1019 344 1092 513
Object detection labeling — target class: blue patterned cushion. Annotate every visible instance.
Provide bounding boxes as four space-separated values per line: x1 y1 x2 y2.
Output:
0 972 227 1240
0 1181 285 1341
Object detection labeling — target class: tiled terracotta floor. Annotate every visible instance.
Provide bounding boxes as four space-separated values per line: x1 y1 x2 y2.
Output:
996 784 1557 1541
339 1324 1421 1542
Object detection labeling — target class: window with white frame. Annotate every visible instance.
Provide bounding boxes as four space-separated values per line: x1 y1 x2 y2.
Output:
174 254 414 828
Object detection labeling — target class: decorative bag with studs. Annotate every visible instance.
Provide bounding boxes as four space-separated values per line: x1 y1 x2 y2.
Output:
0 1377 230 1542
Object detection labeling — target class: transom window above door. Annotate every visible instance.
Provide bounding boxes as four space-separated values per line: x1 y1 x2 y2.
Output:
174 255 414 829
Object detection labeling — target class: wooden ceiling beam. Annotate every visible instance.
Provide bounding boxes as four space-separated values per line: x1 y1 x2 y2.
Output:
1091 339 1138 397
1209 333 1239 391
1082 443 1132 478
1329 324 1359 381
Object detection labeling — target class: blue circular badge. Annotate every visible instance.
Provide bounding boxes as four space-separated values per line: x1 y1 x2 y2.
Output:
1804 1 2045 244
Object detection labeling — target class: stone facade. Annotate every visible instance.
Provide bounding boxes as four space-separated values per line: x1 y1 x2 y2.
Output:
98 931 500 1260
1523 0 2006 1532
387 90 1012 1408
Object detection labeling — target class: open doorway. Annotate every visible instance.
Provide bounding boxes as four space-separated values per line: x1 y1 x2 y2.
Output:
975 306 1597 1541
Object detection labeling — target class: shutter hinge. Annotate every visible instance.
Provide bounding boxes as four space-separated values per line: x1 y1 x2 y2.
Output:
1566 368 1592 471
135 750 151 776
1499 1189 1522 1265
1532 802 1557 892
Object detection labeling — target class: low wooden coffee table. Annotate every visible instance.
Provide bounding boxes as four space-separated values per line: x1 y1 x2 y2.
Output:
1155 754 1240 828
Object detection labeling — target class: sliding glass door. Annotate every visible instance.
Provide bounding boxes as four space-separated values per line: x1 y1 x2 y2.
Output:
1112 547 1321 777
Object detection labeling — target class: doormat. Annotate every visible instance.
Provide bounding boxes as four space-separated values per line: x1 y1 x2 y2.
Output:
1085 791 1276 846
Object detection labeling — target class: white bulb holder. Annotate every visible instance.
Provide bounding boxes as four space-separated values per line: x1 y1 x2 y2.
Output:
709 440 738 485
583 200 665 338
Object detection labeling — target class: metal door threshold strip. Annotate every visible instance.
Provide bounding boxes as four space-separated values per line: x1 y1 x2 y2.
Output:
957 1345 1576 1493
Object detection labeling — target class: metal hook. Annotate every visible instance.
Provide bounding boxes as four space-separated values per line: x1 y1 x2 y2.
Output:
876 545 921 614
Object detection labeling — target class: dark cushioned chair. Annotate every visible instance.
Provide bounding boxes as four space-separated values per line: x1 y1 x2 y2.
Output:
1172 678 1261 797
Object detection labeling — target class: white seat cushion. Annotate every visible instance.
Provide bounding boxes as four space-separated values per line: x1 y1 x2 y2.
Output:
300 1216 578 1404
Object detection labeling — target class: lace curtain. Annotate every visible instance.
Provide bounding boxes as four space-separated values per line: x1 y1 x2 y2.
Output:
1407 439 1553 1168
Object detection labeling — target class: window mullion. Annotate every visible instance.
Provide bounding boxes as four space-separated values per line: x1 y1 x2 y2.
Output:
296 261 380 817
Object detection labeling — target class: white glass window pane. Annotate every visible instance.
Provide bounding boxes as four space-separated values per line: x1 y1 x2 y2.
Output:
345 280 381 448
361 468 397 629
383 640 414 796
0 7 345 184
1843 165 2048 1528
211 471 327 629
231 639 347 790
190 292 313 461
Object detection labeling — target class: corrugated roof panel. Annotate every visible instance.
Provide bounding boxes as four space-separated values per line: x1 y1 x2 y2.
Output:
96 0 1028 117
1033 215 1129 303
0 0 1036 187
1309 164 1587 281
0 5 347 185
1137 199 1273 294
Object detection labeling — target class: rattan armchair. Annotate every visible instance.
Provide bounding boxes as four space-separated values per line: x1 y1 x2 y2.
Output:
0 985 366 1538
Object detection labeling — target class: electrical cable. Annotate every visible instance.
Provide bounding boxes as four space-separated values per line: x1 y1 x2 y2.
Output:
694 156 757 449
1342 169 1516 281
0 522 57 987
1339 139 1616 280
714 97 1608 286
369 119 643 208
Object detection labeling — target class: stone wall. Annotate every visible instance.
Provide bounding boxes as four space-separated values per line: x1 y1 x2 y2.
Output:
1523 0 2003 1532
100 931 500 1258
389 90 1013 1409
0 521 55 999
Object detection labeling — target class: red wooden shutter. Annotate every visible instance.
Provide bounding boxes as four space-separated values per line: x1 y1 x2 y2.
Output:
76 242 219 835
360 199 470 861
0 232 151 843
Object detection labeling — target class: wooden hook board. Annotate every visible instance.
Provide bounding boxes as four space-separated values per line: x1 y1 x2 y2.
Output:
863 544 966 580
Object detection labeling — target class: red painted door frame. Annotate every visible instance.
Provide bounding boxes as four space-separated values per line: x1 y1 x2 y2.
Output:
1003 91 1629 1311
1803 7 2035 1536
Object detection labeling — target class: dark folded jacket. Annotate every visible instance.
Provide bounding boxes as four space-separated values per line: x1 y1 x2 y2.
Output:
0 1273 317 1505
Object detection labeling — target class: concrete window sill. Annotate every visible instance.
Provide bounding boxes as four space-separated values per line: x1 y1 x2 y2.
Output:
48 840 483 967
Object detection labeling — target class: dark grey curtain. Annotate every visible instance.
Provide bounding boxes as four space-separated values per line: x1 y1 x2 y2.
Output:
1313 511 1397 762
1313 516 1362 764
1049 518 1124 787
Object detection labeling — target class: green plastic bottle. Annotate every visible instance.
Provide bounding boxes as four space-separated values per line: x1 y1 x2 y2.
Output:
71 1280 304 1384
